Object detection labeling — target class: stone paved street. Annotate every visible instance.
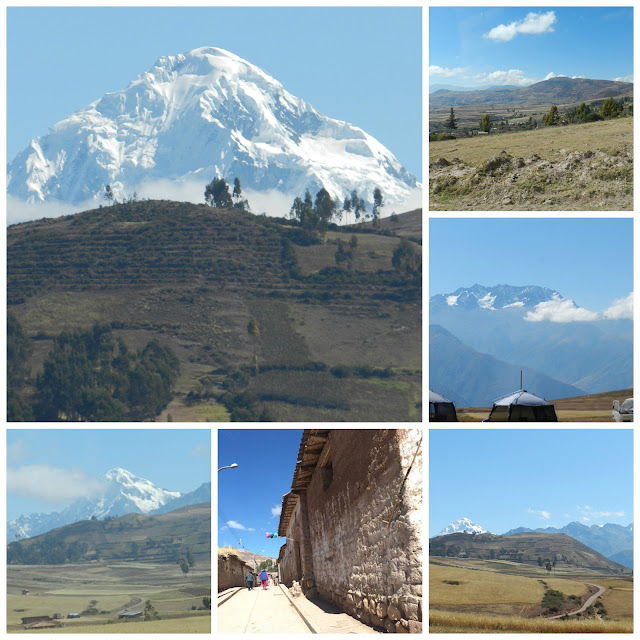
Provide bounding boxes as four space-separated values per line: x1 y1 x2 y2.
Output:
218 585 311 634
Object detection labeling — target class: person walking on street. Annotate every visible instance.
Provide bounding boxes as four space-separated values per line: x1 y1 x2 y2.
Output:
246 571 254 591
259 569 268 590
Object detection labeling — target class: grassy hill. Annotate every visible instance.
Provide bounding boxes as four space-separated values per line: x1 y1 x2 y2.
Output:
218 546 276 569
8 503 211 566
8 200 421 421
429 532 630 575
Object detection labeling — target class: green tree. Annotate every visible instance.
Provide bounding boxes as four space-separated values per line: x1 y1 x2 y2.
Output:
391 238 421 280
601 97 622 119
204 177 233 208
104 184 114 205
178 557 189 574
372 188 384 225
543 105 560 126
186 548 195 568
480 114 491 133
7 313 33 421
444 107 457 130
203 597 211 610
314 188 337 230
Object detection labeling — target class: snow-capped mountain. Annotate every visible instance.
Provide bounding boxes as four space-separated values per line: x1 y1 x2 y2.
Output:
7 467 207 540
7 46 418 212
437 517 488 536
430 284 560 312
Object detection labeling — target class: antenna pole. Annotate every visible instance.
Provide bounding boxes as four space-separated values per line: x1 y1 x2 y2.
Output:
520 370 523 389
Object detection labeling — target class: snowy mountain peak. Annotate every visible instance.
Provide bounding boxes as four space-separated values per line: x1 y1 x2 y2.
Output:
8 468 187 540
438 517 488 536
431 284 561 311
8 46 418 213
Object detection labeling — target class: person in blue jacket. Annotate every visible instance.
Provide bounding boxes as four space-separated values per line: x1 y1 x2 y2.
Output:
259 569 268 589
246 571 255 590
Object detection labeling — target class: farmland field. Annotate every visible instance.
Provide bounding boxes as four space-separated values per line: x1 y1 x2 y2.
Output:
430 559 633 633
7 562 211 633
429 117 632 211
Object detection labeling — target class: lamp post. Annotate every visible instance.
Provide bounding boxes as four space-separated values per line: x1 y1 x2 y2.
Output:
218 463 238 472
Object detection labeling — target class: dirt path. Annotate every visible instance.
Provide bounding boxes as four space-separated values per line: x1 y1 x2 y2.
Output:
546 582 605 620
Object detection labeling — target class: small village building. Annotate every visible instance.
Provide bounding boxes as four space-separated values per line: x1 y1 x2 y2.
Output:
278 429 422 633
218 548 254 591
429 390 458 421
67 613 80 619
25 621 58 630
118 610 143 619
21 589 29 596
21 616 53 626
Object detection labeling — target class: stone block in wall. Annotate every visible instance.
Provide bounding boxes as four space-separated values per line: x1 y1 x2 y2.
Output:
408 567 422 584
395 619 409 633
376 601 388 618
401 602 419 621
367 598 377 615
408 621 422 633
384 618 396 633
354 593 363 608
357 610 371 625
370 613 384 629
387 602 402 621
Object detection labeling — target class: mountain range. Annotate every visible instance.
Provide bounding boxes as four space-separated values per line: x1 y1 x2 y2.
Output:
430 76 633 107
434 517 633 569
7 46 417 212
430 531 630 574
8 467 211 540
430 284 633 405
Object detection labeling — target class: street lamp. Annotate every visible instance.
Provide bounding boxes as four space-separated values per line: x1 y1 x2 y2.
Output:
218 463 238 472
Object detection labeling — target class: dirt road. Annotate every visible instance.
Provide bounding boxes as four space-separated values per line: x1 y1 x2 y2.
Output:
546 583 606 620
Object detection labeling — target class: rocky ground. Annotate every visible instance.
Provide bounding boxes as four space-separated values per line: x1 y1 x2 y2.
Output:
429 145 632 210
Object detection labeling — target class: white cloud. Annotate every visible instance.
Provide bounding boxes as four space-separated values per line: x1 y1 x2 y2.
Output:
528 508 551 520
580 505 625 520
571 76 585 79
429 65 467 78
524 294 599 323
603 292 633 319
7 465 105 505
188 443 209 458
7 439 28 465
614 74 633 83
271 505 282 518
484 11 556 42
543 72 568 81
225 520 255 531
474 69 536 87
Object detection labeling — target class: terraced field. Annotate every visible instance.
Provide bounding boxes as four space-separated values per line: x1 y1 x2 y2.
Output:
8 201 421 421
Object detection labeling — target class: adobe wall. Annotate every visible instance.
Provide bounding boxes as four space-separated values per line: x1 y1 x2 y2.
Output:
305 429 422 633
279 499 303 587
217 552 252 592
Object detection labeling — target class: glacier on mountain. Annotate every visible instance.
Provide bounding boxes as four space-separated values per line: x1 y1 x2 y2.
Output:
7 47 418 218
7 467 202 540
437 517 488 536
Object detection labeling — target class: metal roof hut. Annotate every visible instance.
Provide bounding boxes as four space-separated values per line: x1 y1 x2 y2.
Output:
429 390 458 422
486 389 557 422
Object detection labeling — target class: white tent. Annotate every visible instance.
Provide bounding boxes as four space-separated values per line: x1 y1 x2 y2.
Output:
429 390 458 422
485 389 557 422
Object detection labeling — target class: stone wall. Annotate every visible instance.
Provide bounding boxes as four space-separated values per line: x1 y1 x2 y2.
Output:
279 499 302 587
305 429 422 633
218 552 252 592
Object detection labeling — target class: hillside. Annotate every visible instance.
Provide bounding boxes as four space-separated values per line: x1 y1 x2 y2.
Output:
429 532 630 574
7 503 211 565
430 77 633 108
429 324 583 407
218 546 277 569
8 201 421 421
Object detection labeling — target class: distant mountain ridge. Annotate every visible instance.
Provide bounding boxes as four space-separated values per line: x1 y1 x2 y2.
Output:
8 468 210 540
504 521 633 567
429 531 631 574
429 324 584 407
430 284 633 396
430 76 633 107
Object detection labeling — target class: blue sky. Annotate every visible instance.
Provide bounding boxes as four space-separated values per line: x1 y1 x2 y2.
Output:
7 6 421 179
7 429 211 521
218 429 302 558
429 429 633 537
430 7 633 88
429 218 633 314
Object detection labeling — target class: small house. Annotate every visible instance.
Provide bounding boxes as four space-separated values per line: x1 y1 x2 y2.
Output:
118 610 143 619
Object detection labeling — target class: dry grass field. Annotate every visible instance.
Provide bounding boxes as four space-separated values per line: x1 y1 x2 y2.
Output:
429 117 632 210
430 560 633 633
455 388 633 422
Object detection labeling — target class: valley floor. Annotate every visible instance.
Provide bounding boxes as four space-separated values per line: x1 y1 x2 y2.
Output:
7 562 211 633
